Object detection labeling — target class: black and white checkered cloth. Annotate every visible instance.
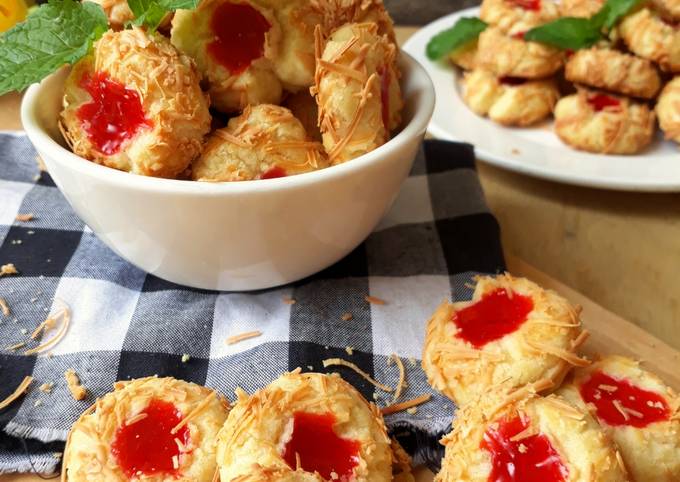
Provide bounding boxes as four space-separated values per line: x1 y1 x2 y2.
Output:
0 133 505 475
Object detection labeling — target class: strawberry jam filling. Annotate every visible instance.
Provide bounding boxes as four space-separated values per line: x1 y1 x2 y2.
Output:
208 2 270 75
111 399 189 478
587 93 620 112
579 371 671 428
282 412 360 480
511 31 527 40
482 415 568 482
500 76 527 86
261 166 287 179
77 72 151 156
508 0 541 11
453 288 534 348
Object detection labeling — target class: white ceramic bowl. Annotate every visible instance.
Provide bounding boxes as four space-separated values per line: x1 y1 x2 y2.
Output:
21 53 435 291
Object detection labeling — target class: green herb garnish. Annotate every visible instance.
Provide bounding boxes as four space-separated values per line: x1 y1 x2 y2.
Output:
524 0 641 50
426 17 487 60
127 0 198 31
0 0 108 96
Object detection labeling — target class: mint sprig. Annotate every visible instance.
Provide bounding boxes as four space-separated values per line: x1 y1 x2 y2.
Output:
525 0 641 50
426 17 487 60
127 0 198 30
0 0 108 95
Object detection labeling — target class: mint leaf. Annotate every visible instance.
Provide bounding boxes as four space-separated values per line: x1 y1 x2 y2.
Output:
524 17 602 50
0 0 108 95
596 0 642 29
127 0 198 30
426 17 487 60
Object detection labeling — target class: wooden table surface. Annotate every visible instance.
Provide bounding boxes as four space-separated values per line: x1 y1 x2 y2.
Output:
2 26 680 482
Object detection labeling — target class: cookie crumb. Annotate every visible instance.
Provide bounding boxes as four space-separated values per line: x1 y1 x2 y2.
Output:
345 346 354 356
0 298 10 317
0 264 18 277
64 369 88 401
341 312 353 321
181 354 190 363
282 296 296 305
39 383 54 394
365 295 386 305
15 213 35 222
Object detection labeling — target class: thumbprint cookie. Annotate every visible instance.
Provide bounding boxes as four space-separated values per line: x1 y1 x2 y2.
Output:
60 28 211 179
656 76 680 144
191 104 328 181
559 0 605 17
480 0 560 36
313 22 402 164
171 0 283 113
565 48 662 99
475 27 563 79
62 376 229 481
558 356 680 482
554 88 656 154
462 69 559 126
422 274 588 405
216 370 393 481
435 382 630 482
619 8 680 73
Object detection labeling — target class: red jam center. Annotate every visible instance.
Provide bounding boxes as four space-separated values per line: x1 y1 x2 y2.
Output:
282 412 360 480
508 0 541 11
587 93 620 112
111 399 189 478
453 288 534 348
482 415 568 482
261 166 287 179
77 72 151 156
579 371 671 428
378 65 391 131
500 76 527 86
208 2 270 75
511 31 527 40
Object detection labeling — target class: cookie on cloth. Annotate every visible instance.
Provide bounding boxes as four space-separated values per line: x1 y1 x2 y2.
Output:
480 0 560 36
435 382 630 482
422 274 588 406
171 0 283 113
60 28 211 179
554 88 656 154
462 69 560 126
558 355 680 482
216 370 394 482
656 76 680 144
619 8 680 73
565 48 662 99
62 376 229 481
191 104 327 181
313 22 402 164
476 27 563 79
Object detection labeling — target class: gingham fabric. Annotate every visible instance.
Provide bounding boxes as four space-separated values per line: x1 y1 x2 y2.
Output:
0 133 505 475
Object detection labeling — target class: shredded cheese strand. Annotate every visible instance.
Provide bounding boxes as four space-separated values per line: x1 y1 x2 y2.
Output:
171 391 216 434
381 394 432 415
226 330 262 345
0 376 33 410
322 358 393 392
25 304 71 355
390 354 406 402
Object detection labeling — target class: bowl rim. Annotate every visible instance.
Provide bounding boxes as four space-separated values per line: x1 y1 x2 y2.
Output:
21 51 435 195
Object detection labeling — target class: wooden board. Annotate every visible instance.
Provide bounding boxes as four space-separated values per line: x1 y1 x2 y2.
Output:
2 256 678 482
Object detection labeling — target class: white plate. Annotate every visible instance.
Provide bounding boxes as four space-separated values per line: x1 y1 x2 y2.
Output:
402 7 680 192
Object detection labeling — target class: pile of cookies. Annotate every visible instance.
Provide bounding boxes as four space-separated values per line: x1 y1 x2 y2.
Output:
450 0 680 154
422 274 680 481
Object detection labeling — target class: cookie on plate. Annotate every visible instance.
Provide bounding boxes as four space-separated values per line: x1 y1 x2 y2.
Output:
559 356 680 482
422 274 588 405
171 0 283 113
554 88 656 154
619 8 680 73
435 383 630 482
60 28 211 179
449 40 478 71
651 0 680 22
559 0 605 17
480 0 560 36
656 76 680 144
62 376 229 481
216 370 394 482
462 69 560 126
192 104 327 181
565 48 662 99
476 26 563 79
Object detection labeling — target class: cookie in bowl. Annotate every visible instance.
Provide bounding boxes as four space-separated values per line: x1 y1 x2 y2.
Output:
656 76 680 144
171 0 283 113
313 22 403 165
62 376 229 481
435 383 630 482
462 69 560 126
60 28 211 179
554 88 656 154
191 104 328 181
565 48 662 99
558 355 680 482
216 370 393 481
475 26 563 79
422 274 588 405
